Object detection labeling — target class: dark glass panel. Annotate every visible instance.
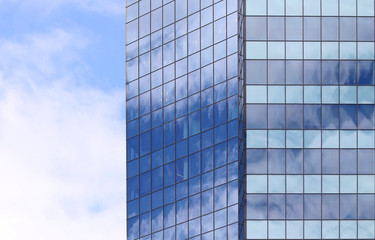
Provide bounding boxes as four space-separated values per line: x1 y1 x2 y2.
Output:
286 194 303 219
202 129 213 149
228 138 238 163
214 142 227 167
140 194 151 214
286 105 303 129
127 159 139 178
152 190 163 209
176 139 188 159
340 150 357 174
322 105 339 129
340 17 356 41
189 152 201 177
268 17 284 40
246 60 267 84
214 100 227 126
358 195 375 219
247 149 267 174
128 199 139 218
286 149 303 174
246 104 267 129
322 194 339 219
214 184 227 210
247 194 267 219
304 105 321 129
214 166 227 186
268 60 285 84
304 61 321 84
128 216 139 240
268 149 285 174
268 105 285 129
358 17 375 41
140 131 151 156
358 150 375 174
322 150 339 174
214 124 227 144
322 17 338 41
286 61 303 84
340 195 357 219
304 17 320 40
128 176 140 201
152 167 163 191
340 61 357 85
304 149 321 174
340 105 357 129
151 126 163 151
358 61 375 85
269 194 285 219
286 17 302 40
246 17 266 40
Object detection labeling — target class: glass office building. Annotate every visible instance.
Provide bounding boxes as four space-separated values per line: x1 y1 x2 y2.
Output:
127 0 375 239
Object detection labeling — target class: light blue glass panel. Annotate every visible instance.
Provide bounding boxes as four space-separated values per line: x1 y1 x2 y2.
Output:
340 86 356 104
340 0 356 16
304 42 321 59
358 42 375 60
269 221 285 239
268 130 285 148
358 0 374 16
287 175 303 193
358 175 375 193
340 42 356 59
304 221 321 239
269 175 285 193
322 130 339 148
268 0 284 15
247 42 267 59
322 175 339 193
358 130 375 148
358 221 375 239
247 130 267 148
247 0 266 15
322 86 339 104
340 221 357 239
268 42 285 59
286 130 303 148
286 42 303 59
286 86 303 103
340 175 357 193
322 221 339 239
247 221 267 239
286 0 302 15
322 0 338 15
322 42 339 59
247 86 267 103
287 221 303 239
340 130 357 148
304 0 320 15
268 86 285 103
247 175 267 193
304 86 321 103
358 86 375 104
304 130 321 148
304 175 321 193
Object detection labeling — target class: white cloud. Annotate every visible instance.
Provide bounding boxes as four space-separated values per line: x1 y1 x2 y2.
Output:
0 0 125 16
0 29 125 239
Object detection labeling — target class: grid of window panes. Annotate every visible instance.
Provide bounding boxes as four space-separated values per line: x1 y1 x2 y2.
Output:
245 0 375 239
126 0 242 239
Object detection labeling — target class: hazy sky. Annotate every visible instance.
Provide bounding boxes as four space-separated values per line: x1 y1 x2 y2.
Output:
0 0 125 239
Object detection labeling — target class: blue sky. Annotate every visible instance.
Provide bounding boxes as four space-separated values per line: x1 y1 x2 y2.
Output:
0 0 125 239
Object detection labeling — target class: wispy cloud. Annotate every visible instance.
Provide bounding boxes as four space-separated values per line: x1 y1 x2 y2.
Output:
0 0 125 16
0 29 125 239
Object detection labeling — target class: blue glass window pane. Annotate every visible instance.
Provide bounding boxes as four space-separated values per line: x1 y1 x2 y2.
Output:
188 93 200 113
164 162 175 187
268 149 285 174
176 198 188 223
164 81 175 106
340 61 357 85
214 124 227 144
358 61 374 85
140 194 151 214
228 138 238 163
322 105 339 129
176 76 187 100
201 106 213 131
176 99 187 118
151 127 163 151
214 59 226 84
286 194 303 219
269 195 285 219
127 136 139 161
322 17 338 40
304 61 321 84
304 105 321 129
152 208 163 232
128 216 139 240
152 190 163 209
358 150 375 174
176 157 188 182
340 195 357 219
151 109 162 128
304 195 321 219
164 203 175 228
214 166 226 186
164 185 175 205
322 150 339 174
322 194 339 219
304 149 321 174
214 100 227 126
176 181 188 200
176 222 188 240
127 97 138 121
202 129 213 149
340 150 357 174
176 139 187 159
201 64 213 90
247 104 267 129
286 105 303 129
140 212 151 236
247 149 267 174
268 17 284 41
139 93 150 116
322 61 339 84
228 162 238 181
140 132 150 156
128 199 139 218
228 120 238 139
246 60 266 84
164 122 175 146
189 134 201 154
286 61 303 84
214 82 226 103
215 184 227 210
268 105 285 129
358 195 375 219
164 145 175 164
164 104 175 123
128 176 139 201
152 167 163 191
140 171 151 196
286 149 303 174
176 116 188 141
189 152 201 177
189 176 200 195
127 159 139 178
340 105 357 129
340 17 356 41
189 194 201 219
140 114 151 133
358 17 375 41
201 190 213 215
268 60 285 84
189 111 200 136
215 142 227 168
286 17 302 40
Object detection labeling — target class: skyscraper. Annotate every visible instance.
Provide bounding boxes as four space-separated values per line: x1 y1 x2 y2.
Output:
127 0 375 239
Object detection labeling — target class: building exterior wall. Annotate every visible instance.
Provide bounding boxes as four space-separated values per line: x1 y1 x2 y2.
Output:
126 0 244 239
245 0 375 239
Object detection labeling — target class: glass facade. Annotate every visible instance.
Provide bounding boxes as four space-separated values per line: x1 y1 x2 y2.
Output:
126 0 245 239
127 0 375 239
245 0 375 239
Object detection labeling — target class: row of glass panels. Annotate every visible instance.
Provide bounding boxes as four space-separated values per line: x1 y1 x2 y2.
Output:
246 42 374 60
247 85 375 104
247 130 375 148
247 0 374 16
247 175 375 194
247 220 375 239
